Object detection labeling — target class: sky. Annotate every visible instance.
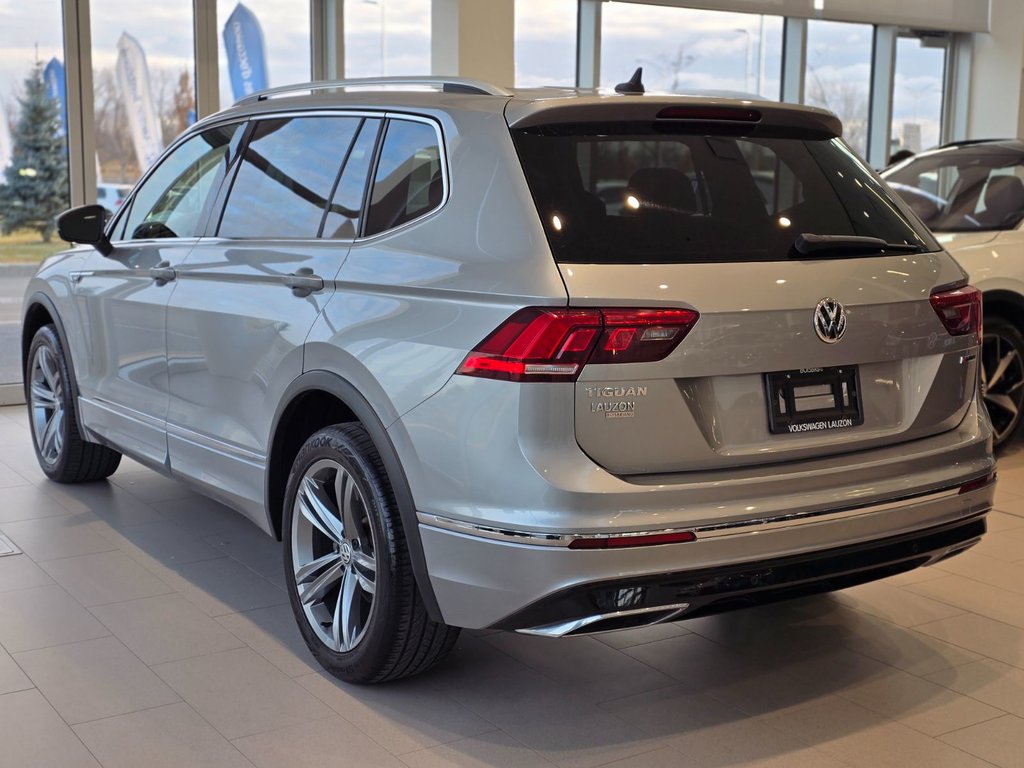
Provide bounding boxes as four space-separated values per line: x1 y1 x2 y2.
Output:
0 0 947 166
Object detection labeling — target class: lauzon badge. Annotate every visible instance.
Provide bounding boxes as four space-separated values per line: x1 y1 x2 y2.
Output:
586 385 647 418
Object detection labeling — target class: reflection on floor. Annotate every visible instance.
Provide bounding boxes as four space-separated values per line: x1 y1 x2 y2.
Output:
0 403 1022 768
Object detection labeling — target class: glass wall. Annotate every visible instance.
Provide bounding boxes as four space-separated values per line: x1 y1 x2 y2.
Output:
515 0 576 87
600 3 782 99
0 0 68 388
217 0 311 108
892 35 947 158
91 2 195 189
344 0 430 78
804 19 873 159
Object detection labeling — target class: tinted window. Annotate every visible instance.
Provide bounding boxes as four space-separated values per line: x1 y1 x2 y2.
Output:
885 150 1024 232
219 116 359 239
513 127 937 263
322 118 381 239
364 120 443 237
118 123 240 240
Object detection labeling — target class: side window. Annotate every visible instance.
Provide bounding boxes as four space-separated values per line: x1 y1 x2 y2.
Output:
364 119 444 237
322 118 381 239
218 116 359 239
118 123 241 241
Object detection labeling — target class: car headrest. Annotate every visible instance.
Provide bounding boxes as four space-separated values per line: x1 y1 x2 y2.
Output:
983 175 1024 223
626 167 697 213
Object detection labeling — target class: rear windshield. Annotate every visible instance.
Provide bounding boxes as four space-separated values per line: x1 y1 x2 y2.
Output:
884 150 1024 232
512 125 937 263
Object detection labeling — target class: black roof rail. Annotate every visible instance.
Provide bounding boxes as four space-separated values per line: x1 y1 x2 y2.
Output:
236 77 513 105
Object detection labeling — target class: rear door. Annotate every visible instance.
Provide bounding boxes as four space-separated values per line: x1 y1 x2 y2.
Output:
165 113 380 522
512 114 978 475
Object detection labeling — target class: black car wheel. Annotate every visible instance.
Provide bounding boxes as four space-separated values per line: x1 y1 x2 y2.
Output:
283 423 459 683
26 325 121 482
981 317 1024 449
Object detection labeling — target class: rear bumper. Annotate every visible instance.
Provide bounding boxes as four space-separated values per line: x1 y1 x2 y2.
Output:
492 513 986 634
417 478 993 630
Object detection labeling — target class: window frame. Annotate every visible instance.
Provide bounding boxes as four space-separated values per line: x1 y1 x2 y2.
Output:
358 112 450 240
106 118 248 243
214 113 368 241
199 109 449 244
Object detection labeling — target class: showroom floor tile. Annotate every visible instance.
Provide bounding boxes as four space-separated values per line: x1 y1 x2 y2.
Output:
0 402 1022 767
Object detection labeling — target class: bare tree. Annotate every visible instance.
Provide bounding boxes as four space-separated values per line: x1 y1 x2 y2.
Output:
806 57 868 156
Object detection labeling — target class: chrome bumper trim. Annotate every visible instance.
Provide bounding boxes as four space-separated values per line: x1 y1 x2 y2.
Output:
417 484 975 548
516 602 691 637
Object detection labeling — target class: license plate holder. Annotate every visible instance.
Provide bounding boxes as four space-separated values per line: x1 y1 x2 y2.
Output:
765 366 863 435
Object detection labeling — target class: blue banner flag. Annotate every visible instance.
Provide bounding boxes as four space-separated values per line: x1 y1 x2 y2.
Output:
43 57 68 137
223 3 268 101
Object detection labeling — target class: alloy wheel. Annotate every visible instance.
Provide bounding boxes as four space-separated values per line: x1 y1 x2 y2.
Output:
291 458 378 652
29 345 64 464
981 328 1024 445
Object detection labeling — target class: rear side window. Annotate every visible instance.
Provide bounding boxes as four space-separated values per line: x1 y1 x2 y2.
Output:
219 116 360 239
885 150 1024 232
322 118 381 239
364 119 444 237
513 127 937 263
117 123 241 241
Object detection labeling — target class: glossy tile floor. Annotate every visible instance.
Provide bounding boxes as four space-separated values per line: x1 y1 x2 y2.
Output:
0 404 1022 768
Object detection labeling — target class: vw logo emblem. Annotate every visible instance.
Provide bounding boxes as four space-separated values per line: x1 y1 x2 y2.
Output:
813 298 847 343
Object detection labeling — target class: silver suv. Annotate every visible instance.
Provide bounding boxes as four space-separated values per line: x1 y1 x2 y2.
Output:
22 77 995 683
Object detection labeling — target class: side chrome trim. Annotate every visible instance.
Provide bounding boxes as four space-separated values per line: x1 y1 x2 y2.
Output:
517 603 691 638
417 485 969 548
166 423 266 466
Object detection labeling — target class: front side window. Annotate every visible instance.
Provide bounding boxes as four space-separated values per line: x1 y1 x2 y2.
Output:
885 149 1024 232
364 119 443 237
117 123 241 241
219 116 361 239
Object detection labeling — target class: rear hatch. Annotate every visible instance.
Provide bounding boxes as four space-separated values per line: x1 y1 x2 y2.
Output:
509 99 980 475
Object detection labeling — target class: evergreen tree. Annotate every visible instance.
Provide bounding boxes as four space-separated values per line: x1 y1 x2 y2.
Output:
0 61 68 241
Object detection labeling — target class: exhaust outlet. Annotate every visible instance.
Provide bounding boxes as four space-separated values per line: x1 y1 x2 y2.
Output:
516 602 690 638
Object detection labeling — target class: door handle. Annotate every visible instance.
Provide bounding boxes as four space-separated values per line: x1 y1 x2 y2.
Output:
284 267 324 298
150 261 176 286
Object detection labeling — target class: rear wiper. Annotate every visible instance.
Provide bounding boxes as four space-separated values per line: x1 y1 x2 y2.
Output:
793 233 924 258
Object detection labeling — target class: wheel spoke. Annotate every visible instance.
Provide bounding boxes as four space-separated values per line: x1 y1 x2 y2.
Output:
337 565 360 651
30 383 56 408
988 350 1019 390
40 413 59 458
38 348 58 390
986 392 1020 417
298 558 345 606
294 551 342 585
299 476 343 544
51 410 64 455
335 470 362 542
351 550 376 595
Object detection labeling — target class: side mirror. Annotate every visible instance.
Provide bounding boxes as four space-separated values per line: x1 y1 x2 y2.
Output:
57 205 113 257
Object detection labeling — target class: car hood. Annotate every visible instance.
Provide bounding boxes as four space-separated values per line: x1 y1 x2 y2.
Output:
933 231 1000 252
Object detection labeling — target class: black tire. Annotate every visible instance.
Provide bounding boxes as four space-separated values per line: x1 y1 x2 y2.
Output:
981 316 1024 450
283 423 459 683
25 325 122 483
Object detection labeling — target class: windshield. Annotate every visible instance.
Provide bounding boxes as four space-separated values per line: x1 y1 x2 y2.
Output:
512 125 937 264
884 149 1024 232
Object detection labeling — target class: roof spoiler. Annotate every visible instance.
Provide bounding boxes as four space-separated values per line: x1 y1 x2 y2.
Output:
506 96 842 139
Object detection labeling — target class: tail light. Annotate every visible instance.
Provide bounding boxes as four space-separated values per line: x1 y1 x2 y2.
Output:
456 306 699 382
930 285 981 344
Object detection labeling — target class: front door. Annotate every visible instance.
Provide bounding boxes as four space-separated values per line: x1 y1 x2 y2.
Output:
71 123 244 467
